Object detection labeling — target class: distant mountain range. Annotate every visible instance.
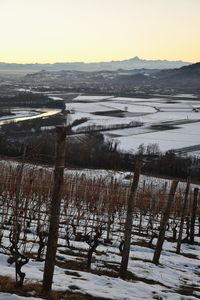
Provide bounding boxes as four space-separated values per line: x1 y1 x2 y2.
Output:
158 61 200 79
154 62 200 87
0 56 191 72
23 61 200 93
116 62 200 89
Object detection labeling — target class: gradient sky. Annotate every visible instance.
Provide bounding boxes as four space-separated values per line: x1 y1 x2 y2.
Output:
0 0 199 63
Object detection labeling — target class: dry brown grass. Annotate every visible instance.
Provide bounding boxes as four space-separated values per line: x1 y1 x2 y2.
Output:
0 275 109 300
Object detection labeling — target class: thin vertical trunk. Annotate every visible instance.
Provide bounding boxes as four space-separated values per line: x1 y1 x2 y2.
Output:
13 145 26 284
43 126 66 293
119 159 141 279
176 181 190 254
138 212 143 236
153 180 178 265
190 188 199 244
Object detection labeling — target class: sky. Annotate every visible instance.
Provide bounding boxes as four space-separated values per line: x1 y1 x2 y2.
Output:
0 0 199 64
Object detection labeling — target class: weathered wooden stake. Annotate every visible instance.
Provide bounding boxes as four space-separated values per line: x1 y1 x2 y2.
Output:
176 180 190 254
153 180 178 265
13 145 26 284
190 188 199 244
43 126 66 293
119 159 141 279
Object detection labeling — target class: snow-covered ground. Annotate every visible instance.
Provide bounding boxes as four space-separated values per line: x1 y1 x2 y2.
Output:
1 159 199 190
68 95 200 154
0 294 42 300
113 122 200 152
0 159 200 299
0 236 200 300
73 95 115 102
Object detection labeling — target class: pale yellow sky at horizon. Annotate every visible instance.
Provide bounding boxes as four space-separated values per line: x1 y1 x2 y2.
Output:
0 0 199 63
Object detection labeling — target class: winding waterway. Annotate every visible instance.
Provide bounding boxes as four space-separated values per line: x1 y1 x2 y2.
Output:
0 108 62 126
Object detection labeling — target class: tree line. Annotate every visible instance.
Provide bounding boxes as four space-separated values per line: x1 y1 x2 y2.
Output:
0 129 199 181
0 93 65 109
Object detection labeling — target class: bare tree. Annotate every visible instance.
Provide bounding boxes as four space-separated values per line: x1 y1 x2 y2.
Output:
11 146 29 286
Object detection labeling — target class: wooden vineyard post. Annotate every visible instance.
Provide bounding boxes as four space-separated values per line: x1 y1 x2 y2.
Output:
119 159 141 279
13 145 26 285
190 188 199 244
176 180 190 254
43 126 66 293
153 180 178 265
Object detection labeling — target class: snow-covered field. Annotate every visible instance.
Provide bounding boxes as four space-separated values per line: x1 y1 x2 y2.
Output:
73 95 115 102
2 94 199 154
1 234 200 299
68 95 200 154
114 122 200 152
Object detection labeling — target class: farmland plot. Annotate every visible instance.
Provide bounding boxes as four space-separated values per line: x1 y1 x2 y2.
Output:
68 95 200 154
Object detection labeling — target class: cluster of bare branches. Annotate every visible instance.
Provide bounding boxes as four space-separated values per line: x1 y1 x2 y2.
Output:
0 158 199 289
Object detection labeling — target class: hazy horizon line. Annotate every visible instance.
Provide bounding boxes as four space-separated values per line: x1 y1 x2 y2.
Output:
0 55 195 65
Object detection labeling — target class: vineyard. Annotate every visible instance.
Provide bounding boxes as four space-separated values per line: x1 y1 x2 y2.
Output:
0 158 200 299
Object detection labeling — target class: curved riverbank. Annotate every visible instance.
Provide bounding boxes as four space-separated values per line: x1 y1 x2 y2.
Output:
0 108 62 126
